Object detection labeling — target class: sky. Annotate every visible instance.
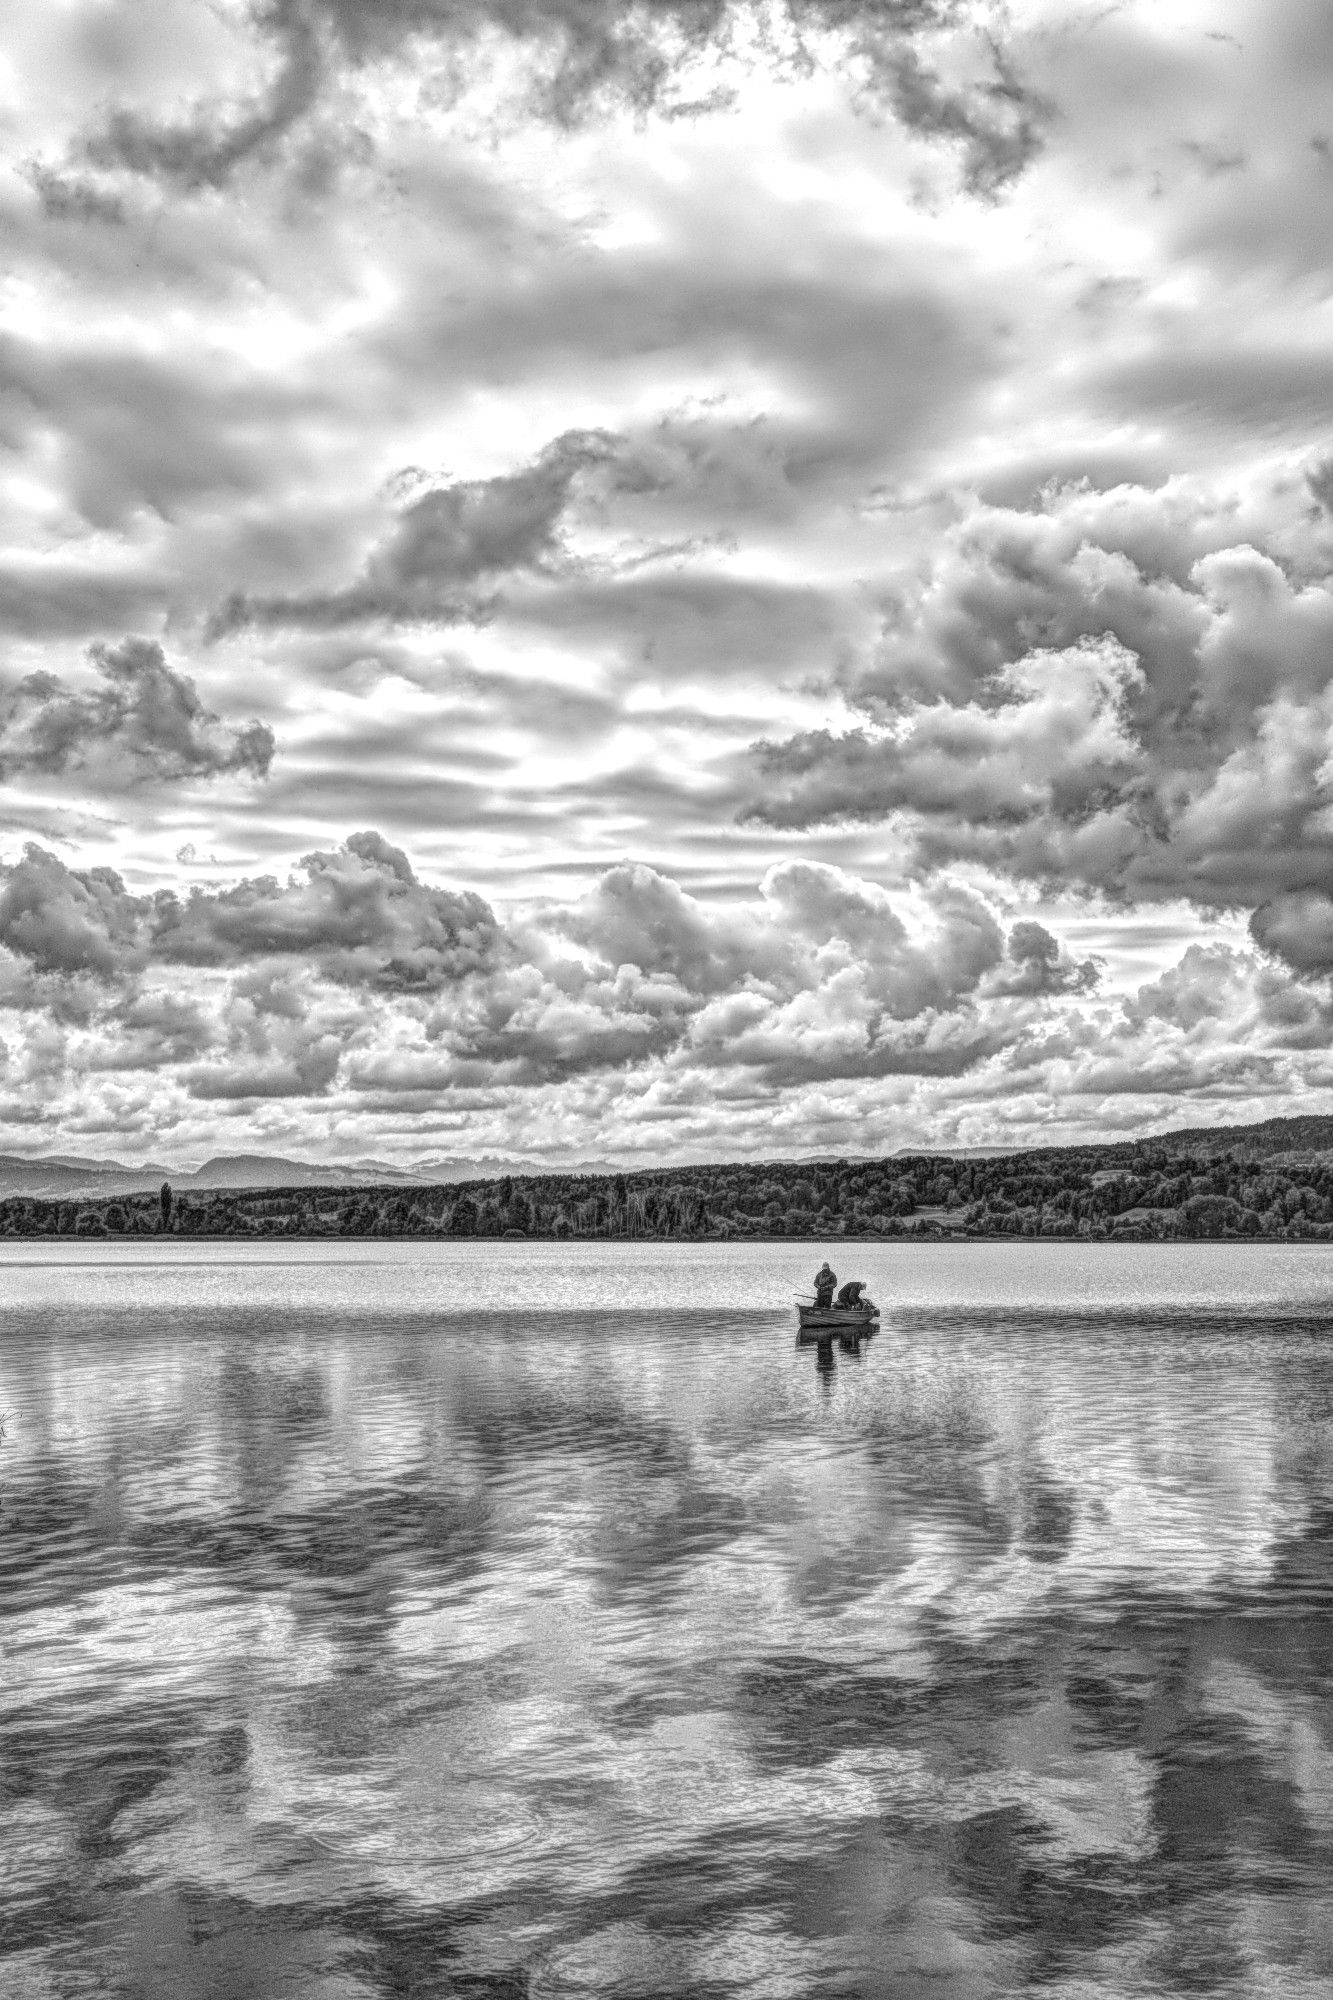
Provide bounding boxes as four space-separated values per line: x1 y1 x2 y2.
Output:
4 0 1333 1169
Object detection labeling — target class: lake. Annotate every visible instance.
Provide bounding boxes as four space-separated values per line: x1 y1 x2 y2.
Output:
2 1240 1333 1997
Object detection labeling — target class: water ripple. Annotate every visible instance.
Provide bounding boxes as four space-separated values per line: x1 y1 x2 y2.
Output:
3 1240 1333 1996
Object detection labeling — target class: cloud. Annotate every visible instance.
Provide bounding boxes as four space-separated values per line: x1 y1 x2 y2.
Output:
1249 892 1333 979
187 1034 343 1100
0 563 166 640
749 637 1144 835
0 832 502 998
5 826 1333 1156
0 844 148 982
95 988 219 1070
50 0 1049 202
502 569 856 686
151 831 507 989
742 467 1333 921
0 636 274 783
209 430 621 633
27 166 128 226
880 39 1050 200
14 0 1333 1162
0 836 1103 1106
79 0 324 192
989 921 1101 999
0 326 322 535
565 860 792 995
508 860 1027 1089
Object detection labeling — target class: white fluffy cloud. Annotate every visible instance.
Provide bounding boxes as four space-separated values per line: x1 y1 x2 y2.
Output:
0 637 273 782
747 471 1333 950
3 831 1328 1161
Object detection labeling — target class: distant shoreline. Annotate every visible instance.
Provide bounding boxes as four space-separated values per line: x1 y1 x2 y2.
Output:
2 1232 1327 1247
4 1127 1333 1246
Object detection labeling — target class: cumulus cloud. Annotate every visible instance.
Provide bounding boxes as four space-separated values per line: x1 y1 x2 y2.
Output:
0 844 153 1024
1249 892 1333 978
0 833 501 1000
751 638 1143 836
4 827 1333 1152
0 637 274 783
151 832 506 989
415 858 1059 1090
989 922 1101 999
566 860 791 995
0 844 149 982
0 835 1096 1102
743 468 1333 929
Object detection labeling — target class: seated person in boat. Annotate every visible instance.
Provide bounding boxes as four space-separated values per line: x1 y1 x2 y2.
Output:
813 1262 837 1308
835 1280 867 1311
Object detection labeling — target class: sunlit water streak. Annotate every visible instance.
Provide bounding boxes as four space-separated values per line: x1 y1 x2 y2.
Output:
2 1241 1333 1997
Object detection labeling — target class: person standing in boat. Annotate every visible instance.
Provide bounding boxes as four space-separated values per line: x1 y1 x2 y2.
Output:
813 1262 837 1309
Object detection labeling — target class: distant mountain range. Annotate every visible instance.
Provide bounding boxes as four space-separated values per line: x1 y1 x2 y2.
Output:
0 1149 613 1199
1 1113 1331 1201
0 1151 510 1199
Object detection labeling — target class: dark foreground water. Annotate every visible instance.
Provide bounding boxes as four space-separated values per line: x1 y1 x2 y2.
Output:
3 1242 1333 1999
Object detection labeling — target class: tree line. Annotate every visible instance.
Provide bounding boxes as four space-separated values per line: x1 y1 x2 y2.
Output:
4 1139 1333 1240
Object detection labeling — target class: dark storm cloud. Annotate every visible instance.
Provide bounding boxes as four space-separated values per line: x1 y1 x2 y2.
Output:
0 637 273 783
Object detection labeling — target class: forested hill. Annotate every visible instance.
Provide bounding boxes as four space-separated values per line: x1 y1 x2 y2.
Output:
8 1117 1333 1240
1151 1114 1333 1159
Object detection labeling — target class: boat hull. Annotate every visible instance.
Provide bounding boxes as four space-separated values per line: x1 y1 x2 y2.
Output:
796 1305 879 1333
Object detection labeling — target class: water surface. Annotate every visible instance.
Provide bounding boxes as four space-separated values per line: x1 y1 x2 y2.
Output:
3 1241 1333 1997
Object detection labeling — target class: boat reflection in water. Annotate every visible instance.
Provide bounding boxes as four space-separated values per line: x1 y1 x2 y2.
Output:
795 1284 879 1376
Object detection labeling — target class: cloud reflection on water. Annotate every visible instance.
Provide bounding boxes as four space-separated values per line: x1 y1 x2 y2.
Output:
1 1245 1333 1995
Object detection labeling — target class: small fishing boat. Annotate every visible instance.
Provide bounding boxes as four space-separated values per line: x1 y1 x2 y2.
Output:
795 1300 879 1335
